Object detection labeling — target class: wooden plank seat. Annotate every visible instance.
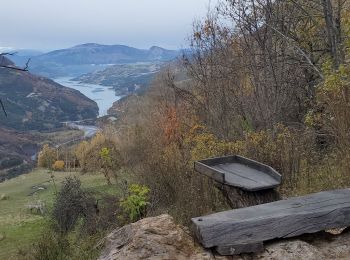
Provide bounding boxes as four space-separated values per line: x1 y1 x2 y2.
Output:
192 189 350 255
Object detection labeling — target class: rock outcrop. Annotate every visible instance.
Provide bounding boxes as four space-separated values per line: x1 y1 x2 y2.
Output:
99 214 213 260
100 214 350 260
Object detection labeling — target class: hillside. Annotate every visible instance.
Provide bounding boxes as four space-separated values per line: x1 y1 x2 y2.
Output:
0 169 116 259
2 1 350 259
0 127 38 182
74 62 164 95
0 56 98 180
26 44 180 77
0 57 98 131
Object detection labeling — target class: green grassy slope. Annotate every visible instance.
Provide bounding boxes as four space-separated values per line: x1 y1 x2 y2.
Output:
0 169 113 260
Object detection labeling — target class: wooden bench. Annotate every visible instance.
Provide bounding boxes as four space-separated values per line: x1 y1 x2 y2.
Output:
192 189 350 255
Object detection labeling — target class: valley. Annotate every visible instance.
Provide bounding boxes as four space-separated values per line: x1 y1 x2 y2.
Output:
2 0 350 259
53 77 120 117
0 43 180 181
73 62 165 96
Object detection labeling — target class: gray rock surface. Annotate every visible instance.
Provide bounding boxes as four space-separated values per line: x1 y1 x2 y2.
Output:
99 214 214 260
99 214 350 260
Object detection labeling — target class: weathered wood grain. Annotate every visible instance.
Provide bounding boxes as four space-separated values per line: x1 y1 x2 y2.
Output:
195 155 281 191
194 160 224 184
192 189 350 253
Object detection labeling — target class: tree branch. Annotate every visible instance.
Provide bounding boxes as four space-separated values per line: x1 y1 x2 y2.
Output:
0 53 31 117
0 99 7 117
264 22 324 80
0 52 30 71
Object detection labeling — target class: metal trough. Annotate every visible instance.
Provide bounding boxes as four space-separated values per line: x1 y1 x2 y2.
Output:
195 155 282 191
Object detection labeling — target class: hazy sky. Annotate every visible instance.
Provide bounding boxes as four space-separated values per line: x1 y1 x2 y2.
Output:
0 0 218 51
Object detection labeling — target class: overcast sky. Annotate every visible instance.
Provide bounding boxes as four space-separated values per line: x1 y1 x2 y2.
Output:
0 0 218 51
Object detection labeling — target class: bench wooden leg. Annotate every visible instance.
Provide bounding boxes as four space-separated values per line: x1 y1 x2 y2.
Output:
216 183 280 209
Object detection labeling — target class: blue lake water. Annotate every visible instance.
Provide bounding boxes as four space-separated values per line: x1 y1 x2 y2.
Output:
54 77 120 117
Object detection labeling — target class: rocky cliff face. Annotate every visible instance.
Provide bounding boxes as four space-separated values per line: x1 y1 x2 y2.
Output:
99 214 350 260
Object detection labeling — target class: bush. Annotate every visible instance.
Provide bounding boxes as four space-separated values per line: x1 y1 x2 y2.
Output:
37 144 56 169
120 184 150 222
52 176 121 235
27 231 70 260
52 176 93 233
99 147 113 184
75 133 120 180
52 160 65 171
24 228 101 260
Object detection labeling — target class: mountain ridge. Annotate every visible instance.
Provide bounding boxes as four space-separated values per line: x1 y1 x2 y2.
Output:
14 43 181 77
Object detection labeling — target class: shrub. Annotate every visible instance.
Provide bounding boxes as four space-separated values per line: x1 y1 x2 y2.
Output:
120 184 150 222
52 176 93 233
52 160 65 171
100 147 113 184
37 144 56 169
75 133 120 179
27 231 70 260
24 228 100 260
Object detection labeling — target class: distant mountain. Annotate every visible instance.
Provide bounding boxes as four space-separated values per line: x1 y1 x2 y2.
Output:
26 43 181 77
34 43 180 65
0 56 98 131
73 62 164 95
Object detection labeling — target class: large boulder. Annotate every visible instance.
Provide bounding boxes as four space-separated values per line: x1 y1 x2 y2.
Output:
99 214 213 260
99 214 350 260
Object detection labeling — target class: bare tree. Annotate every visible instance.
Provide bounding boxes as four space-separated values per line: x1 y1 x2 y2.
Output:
180 0 349 138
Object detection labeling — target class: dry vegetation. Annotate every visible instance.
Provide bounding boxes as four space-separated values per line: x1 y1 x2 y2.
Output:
21 1 350 259
36 0 350 226
104 0 350 224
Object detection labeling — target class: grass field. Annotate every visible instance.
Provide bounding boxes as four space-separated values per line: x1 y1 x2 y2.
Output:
0 169 116 260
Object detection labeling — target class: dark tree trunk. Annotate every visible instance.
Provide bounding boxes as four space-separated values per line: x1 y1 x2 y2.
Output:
215 183 281 209
322 0 342 67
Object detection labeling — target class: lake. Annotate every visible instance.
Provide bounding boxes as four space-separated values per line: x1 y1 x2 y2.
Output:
54 77 121 117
